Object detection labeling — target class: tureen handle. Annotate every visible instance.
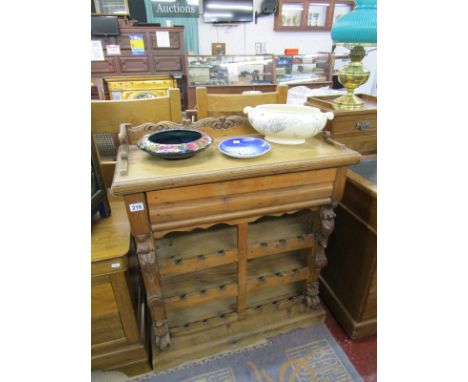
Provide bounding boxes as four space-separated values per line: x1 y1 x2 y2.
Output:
325 112 334 121
243 106 254 114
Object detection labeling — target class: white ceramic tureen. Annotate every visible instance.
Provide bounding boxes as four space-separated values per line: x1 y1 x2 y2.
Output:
243 104 334 145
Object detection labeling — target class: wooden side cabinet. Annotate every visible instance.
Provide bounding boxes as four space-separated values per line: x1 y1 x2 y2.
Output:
320 158 377 339
91 201 151 376
306 94 377 155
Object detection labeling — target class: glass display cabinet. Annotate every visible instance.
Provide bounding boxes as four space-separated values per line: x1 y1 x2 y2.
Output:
275 54 330 85
187 55 275 87
186 53 332 109
274 0 354 31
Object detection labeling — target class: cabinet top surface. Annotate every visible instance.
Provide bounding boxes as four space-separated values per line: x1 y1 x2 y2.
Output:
306 95 377 114
111 135 361 195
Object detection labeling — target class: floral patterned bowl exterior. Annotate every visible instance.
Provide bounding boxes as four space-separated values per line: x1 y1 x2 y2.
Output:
137 129 213 160
243 104 334 145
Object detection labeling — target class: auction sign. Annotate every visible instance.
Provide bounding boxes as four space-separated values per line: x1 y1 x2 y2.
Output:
152 0 199 18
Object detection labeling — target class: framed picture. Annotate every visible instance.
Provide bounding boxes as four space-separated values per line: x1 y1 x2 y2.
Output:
93 0 129 15
280 3 304 27
211 43 226 56
307 3 329 27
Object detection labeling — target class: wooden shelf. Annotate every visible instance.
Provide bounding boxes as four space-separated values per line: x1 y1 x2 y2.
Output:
162 263 237 311
246 282 304 308
157 224 237 276
167 297 237 329
248 211 313 260
247 252 308 294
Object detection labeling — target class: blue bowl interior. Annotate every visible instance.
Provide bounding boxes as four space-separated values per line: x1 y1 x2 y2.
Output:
148 130 202 145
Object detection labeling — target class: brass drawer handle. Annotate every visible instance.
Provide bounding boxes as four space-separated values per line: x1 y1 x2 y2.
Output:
356 121 371 131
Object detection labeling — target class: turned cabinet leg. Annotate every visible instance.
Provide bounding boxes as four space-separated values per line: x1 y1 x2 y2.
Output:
135 233 171 351
305 205 336 309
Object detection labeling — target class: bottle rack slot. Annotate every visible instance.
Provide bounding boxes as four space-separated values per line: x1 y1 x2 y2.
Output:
248 233 314 260
166 297 237 329
157 224 237 276
160 248 238 277
165 282 238 311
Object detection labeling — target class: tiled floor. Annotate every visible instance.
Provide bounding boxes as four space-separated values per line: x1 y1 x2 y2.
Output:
323 303 377 382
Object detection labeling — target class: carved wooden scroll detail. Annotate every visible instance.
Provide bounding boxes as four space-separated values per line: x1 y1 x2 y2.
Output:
305 204 336 309
135 233 171 351
191 115 249 130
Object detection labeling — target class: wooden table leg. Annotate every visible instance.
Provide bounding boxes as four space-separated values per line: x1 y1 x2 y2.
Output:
306 204 336 309
124 194 171 352
135 233 171 351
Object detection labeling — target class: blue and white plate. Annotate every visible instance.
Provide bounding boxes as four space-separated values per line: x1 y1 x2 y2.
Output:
218 137 271 159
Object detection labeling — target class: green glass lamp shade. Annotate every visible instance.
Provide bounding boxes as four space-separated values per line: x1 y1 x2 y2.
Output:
331 0 377 45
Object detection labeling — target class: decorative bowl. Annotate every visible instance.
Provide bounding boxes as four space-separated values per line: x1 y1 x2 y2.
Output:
243 104 334 145
137 129 213 160
218 137 271 159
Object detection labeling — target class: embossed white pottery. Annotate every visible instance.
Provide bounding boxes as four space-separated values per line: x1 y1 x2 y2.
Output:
243 104 334 145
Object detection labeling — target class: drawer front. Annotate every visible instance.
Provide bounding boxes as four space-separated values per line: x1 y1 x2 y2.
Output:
119 57 150 73
332 131 377 154
91 58 117 73
153 56 182 72
147 169 337 231
331 114 377 136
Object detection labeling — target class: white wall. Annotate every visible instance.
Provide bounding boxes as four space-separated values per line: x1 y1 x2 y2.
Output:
198 0 333 55
196 0 376 95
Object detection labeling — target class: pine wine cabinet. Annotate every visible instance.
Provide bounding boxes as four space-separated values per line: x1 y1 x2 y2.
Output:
111 117 361 370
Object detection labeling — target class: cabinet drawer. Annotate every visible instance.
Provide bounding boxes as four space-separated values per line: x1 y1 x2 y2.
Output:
153 56 182 72
331 115 377 136
332 131 377 154
147 169 337 231
120 57 150 73
91 58 117 73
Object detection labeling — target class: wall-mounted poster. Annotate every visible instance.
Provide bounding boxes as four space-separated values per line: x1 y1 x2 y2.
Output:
91 40 104 61
129 34 145 55
106 44 121 56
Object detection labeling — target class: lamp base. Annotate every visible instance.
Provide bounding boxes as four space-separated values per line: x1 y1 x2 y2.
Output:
333 45 370 111
333 93 365 111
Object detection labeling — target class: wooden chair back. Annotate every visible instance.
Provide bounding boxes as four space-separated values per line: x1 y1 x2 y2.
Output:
91 88 182 187
195 85 288 120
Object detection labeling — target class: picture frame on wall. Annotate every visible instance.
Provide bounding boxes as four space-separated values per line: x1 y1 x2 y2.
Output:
93 0 130 15
211 43 226 56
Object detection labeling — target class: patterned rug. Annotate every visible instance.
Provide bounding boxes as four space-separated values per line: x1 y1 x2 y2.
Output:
130 323 363 382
